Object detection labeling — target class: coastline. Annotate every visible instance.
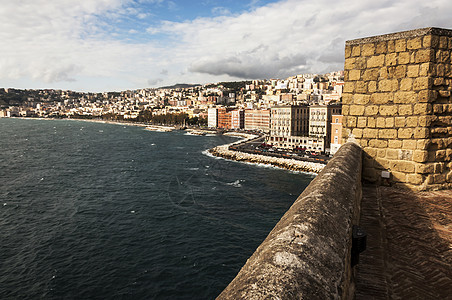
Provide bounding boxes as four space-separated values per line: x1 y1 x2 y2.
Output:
206 137 325 174
10 117 324 174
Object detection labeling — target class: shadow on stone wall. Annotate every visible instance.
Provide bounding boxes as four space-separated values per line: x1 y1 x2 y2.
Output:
217 142 363 300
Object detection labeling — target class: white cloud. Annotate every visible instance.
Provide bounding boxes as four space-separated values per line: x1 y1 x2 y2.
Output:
1 0 452 91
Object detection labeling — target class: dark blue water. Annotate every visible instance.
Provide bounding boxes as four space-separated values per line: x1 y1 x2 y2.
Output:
0 118 314 299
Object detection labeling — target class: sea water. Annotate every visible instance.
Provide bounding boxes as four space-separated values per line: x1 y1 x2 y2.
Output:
0 118 314 299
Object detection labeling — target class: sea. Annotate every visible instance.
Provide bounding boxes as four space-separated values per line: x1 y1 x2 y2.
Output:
0 118 315 299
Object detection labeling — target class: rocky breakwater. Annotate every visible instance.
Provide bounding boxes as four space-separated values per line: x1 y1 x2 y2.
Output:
208 143 325 173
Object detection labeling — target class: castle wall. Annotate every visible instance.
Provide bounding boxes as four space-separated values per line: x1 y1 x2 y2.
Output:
343 27 452 190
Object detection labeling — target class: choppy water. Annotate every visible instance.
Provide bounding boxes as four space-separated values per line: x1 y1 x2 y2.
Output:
0 118 314 299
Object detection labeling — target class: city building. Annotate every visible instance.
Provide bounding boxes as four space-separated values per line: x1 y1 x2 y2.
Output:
244 109 270 133
330 114 343 155
309 103 342 152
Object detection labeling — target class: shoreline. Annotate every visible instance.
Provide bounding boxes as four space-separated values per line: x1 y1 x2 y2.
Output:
206 138 325 174
9 116 324 174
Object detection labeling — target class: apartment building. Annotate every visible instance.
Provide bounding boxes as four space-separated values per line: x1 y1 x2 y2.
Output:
309 103 342 151
244 109 270 132
330 114 343 155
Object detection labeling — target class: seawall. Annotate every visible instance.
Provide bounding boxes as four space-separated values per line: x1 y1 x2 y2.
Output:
217 142 363 299
208 142 325 173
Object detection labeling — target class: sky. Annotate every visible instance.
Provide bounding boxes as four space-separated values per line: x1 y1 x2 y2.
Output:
1 0 452 92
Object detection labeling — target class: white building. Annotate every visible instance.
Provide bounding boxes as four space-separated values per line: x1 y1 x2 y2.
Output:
207 107 218 128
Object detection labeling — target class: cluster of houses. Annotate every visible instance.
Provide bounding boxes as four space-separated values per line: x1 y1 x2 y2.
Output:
1 71 345 154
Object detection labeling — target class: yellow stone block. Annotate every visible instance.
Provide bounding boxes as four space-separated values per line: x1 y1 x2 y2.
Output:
385 118 395 128
349 69 361 81
434 174 446 184
362 43 376 56
367 117 376 127
364 147 377 157
418 89 435 103
351 45 361 57
379 79 398 92
418 116 434 127
423 35 438 48
386 149 399 160
414 103 432 115
414 127 430 139
413 150 429 162
419 62 434 76
363 128 378 139
352 128 363 138
390 160 415 173
342 94 353 104
439 36 448 49
347 116 357 127
355 81 368 93
367 55 385 68
417 139 431 150
416 163 434 174
376 117 385 128
357 117 367 128
407 174 424 185
377 149 386 158
369 139 388 148
407 37 422 50
391 171 407 183
399 78 413 91
395 117 406 127
379 129 397 139
395 39 407 52
371 93 393 104
386 53 397 66
406 116 418 127
398 128 413 139
407 65 419 78
364 105 379 116
387 40 395 52
343 82 355 93
389 140 402 148
398 52 410 64
368 81 377 93
398 105 413 116
345 45 352 58
380 105 395 116
413 77 432 91
363 69 379 81
415 49 434 63
344 58 356 70
437 64 445 77
402 139 417 150
349 105 365 116
394 91 416 104
376 41 387 54
354 94 370 105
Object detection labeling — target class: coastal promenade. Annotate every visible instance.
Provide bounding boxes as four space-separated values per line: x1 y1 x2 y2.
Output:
208 138 325 174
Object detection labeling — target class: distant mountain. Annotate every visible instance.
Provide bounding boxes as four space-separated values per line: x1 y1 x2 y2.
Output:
158 83 201 89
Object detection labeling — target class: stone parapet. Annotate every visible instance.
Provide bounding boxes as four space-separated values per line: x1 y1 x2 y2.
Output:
217 142 362 299
343 27 452 190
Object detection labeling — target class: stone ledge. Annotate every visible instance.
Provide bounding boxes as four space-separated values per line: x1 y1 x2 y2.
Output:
346 27 452 46
217 142 363 299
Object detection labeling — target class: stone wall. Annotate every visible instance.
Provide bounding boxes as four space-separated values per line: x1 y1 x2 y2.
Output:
217 142 362 299
343 27 452 190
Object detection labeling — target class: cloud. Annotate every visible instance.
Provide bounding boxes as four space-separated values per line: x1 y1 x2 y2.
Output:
160 0 452 81
1 0 452 91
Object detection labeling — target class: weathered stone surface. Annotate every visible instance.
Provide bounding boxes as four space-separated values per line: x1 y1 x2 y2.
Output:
344 27 452 190
217 143 363 300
